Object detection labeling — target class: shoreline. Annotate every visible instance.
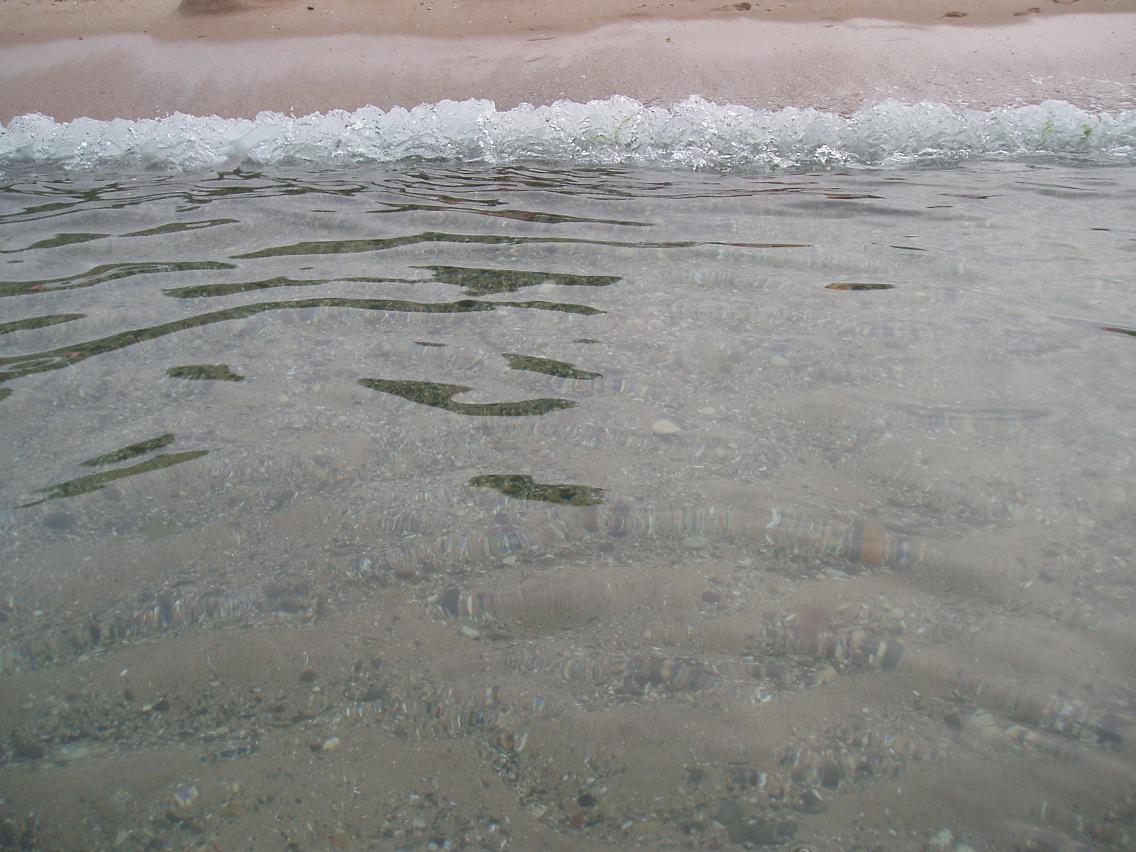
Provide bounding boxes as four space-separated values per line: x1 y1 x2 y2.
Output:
2 15 1135 123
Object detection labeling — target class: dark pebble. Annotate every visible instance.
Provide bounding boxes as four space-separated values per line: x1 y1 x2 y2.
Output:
727 816 797 846
801 788 826 813
819 759 843 789
13 741 45 761
715 799 744 826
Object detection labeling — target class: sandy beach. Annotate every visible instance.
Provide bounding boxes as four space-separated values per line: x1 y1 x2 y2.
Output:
1 0 1135 121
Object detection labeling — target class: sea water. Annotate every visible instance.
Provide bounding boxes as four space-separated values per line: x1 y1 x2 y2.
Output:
0 99 1135 849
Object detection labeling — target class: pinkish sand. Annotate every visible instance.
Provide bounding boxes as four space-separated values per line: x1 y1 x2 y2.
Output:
0 0 1134 121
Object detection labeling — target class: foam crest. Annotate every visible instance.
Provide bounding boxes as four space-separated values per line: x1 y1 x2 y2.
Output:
2 96 1134 172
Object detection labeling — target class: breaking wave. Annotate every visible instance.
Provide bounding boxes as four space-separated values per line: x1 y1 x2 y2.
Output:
2 96 1135 173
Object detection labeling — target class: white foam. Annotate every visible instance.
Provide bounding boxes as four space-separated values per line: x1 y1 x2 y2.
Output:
2 97 1134 173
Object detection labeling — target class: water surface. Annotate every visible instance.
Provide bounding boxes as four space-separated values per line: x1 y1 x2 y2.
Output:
1 161 1134 850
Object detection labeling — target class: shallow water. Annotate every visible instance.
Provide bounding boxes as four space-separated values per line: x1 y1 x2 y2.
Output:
1 160 1134 850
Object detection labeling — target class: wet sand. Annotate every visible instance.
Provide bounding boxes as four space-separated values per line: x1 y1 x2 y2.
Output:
1 0 1135 121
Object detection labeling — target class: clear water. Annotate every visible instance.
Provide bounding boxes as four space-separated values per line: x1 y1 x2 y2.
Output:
1 151 1134 850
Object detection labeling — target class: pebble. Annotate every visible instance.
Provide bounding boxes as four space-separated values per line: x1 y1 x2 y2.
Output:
59 743 90 762
815 665 838 686
460 625 481 639
770 355 790 367
651 418 682 436
929 827 954 849
965 710 1005 744
322 737 341 752
173 784 199 809
682 535 710 550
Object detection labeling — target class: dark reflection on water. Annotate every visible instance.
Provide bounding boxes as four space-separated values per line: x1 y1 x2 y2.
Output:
373 201 651 228
19 450 209 508
825 282 896 291
503 353 601 380
234 231 812 259
359 377 576 417
0 162 1134 852
163 265 622 300
468 473 605 506
418 265 622 296
0 296 600 384
0 261 236 298
1 232 108 252
81 433 175 467
0 314 84 335
167 364 244 382
123 219 239 238
163 276 395 299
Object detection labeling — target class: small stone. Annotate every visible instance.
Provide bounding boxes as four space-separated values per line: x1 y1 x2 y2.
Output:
59 743 90 762
815 664 837 686
928 827 954 850
459 625 481 639
966 710 1004 743
651 418 682 436
699 407 716 416
322 737 341 752
801 788 826 813
715 799 744 826
13 741 45 761
701 589 722 604
682 535 710 550
299 668 318 683
818 759 843 789
173 784 199 809
530 804 548 819
769 355 790 367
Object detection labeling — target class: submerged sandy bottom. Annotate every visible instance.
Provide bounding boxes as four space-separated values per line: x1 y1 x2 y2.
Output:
0 162 1134 849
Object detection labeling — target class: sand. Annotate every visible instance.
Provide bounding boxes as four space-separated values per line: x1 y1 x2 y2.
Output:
1 0 1134 121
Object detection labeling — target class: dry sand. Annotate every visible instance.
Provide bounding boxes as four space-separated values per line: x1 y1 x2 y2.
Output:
1 0 1135 121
